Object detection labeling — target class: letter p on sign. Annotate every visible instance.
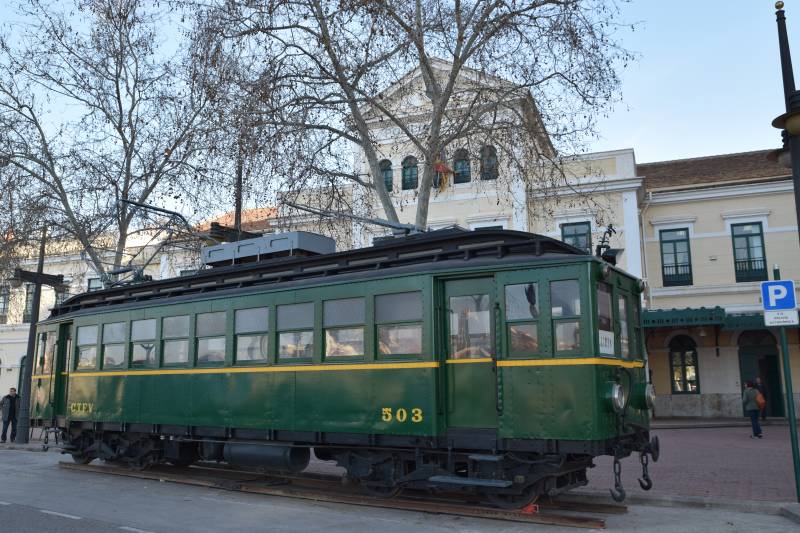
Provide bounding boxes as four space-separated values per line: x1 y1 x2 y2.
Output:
761 280 797 311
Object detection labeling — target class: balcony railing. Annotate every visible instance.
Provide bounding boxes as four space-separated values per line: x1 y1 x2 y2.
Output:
662 263 693 286
734 258 767 282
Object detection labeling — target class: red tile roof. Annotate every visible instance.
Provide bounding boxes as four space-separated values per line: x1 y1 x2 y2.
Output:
636 149 790 190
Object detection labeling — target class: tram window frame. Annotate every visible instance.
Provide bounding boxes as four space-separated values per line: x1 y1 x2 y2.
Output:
504 283 542 358
375 291 423 358
597 282 614 356
630 298 643 359
162 315 190 366
196 311 227 366
130 319 157 368
102 321 127 369
323 297 366 360
75 324 99 370
550 279 583 355
277 302 315 361
235 307 270 365
616 293 630 359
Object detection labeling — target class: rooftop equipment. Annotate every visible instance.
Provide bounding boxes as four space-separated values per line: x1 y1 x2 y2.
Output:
201 231 336 267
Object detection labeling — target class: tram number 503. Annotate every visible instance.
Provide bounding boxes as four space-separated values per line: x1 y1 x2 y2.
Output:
381 407 423 423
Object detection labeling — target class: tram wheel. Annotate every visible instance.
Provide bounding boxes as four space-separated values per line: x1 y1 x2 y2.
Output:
485 483 541 509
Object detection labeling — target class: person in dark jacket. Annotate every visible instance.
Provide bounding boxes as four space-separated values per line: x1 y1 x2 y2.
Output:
1 388 20 443
742 381 762 439
754 377 767 421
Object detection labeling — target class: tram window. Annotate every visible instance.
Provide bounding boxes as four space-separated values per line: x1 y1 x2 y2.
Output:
449 294 491 359
197 312 226 364
131 319 156 367
37 333 47 373
375 292 422 323
102 322 126 369
163 315 190 365
235 307 269 363
617 294 630 358
508 324 538 356
551 280 581 317
278 303 314 359
163 315 190 338
597 283 614 355
505 283 540 356
44 334 56 373
505 284 538 320
551 280 581 353
378 324 422 356
76 325 98 369
554 322 580 352
324 298 365 358
376 292 423 357
163 340 189 365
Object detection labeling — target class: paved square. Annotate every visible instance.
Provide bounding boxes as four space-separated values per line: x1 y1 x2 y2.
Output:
585 425 798 502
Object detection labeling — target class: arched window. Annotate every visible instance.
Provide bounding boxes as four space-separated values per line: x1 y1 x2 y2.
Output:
480 145 498 180
669 335 699 393
402 156 418 190
379 159 393 192
452 149 470 184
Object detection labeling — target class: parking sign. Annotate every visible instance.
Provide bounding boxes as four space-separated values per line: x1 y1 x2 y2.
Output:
761 280 799 326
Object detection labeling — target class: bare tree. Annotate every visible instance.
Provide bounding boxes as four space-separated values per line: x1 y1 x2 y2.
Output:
197 0 631 230
0 0 215 278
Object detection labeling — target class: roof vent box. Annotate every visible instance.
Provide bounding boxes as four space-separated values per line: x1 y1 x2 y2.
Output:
202 231 335 267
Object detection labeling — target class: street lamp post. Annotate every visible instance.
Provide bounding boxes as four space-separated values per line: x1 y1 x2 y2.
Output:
10 228 64 444
771 0 800 504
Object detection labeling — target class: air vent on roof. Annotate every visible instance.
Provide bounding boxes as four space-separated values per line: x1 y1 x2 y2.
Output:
201 231 336 267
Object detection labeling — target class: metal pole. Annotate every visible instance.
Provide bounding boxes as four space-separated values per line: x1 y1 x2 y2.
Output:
234 152 243 241
776 6 800 252
15 226 47 443
774 266 800 502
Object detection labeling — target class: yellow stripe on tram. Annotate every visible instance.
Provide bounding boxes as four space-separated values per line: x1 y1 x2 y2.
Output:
52 357 642 379
497 357 644 369
445 358 493 364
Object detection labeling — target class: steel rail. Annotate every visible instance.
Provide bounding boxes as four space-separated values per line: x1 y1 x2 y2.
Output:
58 461 619 529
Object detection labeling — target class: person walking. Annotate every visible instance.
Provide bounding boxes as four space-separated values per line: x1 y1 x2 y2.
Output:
1 387 20 443
742 381 763 439
754 376 767 421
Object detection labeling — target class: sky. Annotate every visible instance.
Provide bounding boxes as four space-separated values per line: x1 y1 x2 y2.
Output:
0 1 795 166
592 0 796 163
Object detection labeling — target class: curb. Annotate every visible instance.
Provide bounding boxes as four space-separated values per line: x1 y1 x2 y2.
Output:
569 489 797 520
781 503 800 525
0 442 56 453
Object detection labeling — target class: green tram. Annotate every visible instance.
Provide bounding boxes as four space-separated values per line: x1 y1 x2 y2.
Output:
29 228 658 506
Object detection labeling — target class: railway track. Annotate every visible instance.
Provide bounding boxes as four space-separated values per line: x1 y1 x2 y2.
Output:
58 461 625 528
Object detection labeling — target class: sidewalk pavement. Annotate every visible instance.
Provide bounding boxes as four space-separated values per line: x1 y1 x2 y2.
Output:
0 438 56 452
651 416 795 429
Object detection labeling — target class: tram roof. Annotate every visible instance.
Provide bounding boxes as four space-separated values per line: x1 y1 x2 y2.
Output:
49 228 592 319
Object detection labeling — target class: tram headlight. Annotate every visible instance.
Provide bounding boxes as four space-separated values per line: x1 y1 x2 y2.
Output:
609 383 626 413
645 383 656 410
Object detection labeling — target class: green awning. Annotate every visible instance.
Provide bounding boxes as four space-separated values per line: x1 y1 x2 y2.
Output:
642 307 726 328
722 313 765 330
643 307 769 330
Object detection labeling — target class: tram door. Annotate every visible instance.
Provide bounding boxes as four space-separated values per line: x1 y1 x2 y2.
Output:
442 278 498 430
52 323 72 419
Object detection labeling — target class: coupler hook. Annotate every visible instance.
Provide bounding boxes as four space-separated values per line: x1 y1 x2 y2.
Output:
609 455 626 502
638 451 653 491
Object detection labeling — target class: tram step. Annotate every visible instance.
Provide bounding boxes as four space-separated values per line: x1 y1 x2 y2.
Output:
428 475 513 488
467 454 503 462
